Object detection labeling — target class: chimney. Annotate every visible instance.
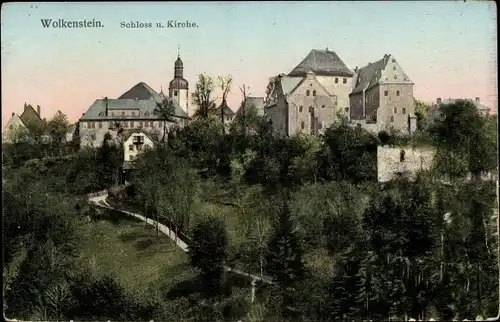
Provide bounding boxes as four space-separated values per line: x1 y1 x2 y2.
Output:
475 97 480 102
12 112 15 117
437 97 442 104
24 102 27 110
104 97 109 116
37 105 41 117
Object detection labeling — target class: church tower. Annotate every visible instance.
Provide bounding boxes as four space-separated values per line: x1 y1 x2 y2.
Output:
169 46 189 114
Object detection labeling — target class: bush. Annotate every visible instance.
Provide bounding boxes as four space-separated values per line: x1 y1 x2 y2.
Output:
221 296 250 320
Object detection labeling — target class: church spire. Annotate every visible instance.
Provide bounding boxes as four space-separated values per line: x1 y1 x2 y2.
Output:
177 44 180 58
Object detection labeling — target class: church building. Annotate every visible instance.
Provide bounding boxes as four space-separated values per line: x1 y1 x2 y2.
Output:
79 54 190 148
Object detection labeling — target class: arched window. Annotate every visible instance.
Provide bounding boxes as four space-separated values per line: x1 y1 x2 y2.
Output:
306 90 310 96
299 106 303 113
312 90 317 96
396 90 400 96
394 107 397 113
301 121 305 129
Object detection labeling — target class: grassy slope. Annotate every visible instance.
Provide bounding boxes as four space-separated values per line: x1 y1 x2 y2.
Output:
76 214 196 300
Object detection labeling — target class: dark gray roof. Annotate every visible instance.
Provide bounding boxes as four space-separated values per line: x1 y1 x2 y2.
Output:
351 56 388 94
81 82 188 121
288 49 354 77
216 101 235 115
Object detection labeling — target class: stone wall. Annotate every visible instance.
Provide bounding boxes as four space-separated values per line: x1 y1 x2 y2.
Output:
377 145 436 182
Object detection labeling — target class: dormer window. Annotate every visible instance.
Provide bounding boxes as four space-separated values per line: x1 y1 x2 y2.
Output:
99 112 104 116
144 111 150 116
306 90 310 96
312 90 317 96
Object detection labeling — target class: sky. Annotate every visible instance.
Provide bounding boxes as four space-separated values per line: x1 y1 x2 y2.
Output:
1 1 497 127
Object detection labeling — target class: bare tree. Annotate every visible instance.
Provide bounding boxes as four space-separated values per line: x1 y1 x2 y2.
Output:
239 84 251 134
218 75 233 133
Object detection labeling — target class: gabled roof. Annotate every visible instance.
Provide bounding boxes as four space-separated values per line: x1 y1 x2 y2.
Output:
288 49 354 77
351 54 413 94
19 104 43 128
123 129 154 142
351 56 388 94
216 101 235 116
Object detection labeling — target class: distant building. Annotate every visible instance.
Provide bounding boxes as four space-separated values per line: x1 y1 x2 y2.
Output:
215 101 235 126
3 103 48 143
264 49 354 136
79 55 190 148
427 97 491 123
377 146 435 182
349 54 416 134
66 123 80 144
236 96 265 117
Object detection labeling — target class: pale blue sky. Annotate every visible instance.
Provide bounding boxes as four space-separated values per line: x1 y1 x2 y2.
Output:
1 1 497 124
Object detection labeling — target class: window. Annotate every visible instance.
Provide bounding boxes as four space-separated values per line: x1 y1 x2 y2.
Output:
390 116 394 122
402 108 406 114
174 90 178 96
321 105 325 109
306 90 310 96
145 122 149 128
139 121 143 128
301 121 305 129
98 122 102 129
98 112 104 116
129 155 135 161
394 75 398 80
345 107 349 112
384 90 388 96
335 78 339 84
394 107 397 113
111 112 115 116
123 122 128 128
132 112 136 117
299 106 303 113
150 121 154 127
312 90 317 96
130 121 134 128
396 90 400 96
128 145 134 151
400 150 406 162
121 112 125 116
144 111 150 116
159 122 163 127
343 78 347 84
393 66 397 70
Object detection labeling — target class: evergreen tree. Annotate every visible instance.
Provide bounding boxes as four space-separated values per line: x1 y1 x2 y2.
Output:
264 199 306 288
188 216 228 298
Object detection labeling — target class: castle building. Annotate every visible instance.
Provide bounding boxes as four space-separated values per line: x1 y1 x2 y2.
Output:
349 54 416 134
264 49 354 137
3 103 47 143
79 56 190 148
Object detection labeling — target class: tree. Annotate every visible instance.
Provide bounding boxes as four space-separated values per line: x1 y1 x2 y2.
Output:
153 98 177 142
47 110 70 145
95 132 123 188
188 216 228 297
264 198 307 288
191 74 218 120
414 98 430 130
218 75 232 133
